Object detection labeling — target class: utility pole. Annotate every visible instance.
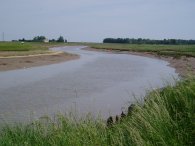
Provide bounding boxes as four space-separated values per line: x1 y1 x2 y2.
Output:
2 32 5 42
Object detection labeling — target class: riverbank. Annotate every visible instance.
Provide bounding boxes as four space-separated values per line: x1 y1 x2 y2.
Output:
0 44 194 145
130 52 195 77
0 42 80 71
0 52 79 71
84 47 195 77
1 46 194 76
1 42 194 76
0 77 194 146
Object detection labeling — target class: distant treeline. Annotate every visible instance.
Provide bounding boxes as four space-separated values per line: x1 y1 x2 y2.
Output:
15 36 67 43
103 38 195 45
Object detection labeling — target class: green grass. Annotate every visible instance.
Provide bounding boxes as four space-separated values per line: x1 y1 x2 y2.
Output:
0 42 70 51
77 42 195 57
0 77 195 146
0 42 70 56
1 42 195 57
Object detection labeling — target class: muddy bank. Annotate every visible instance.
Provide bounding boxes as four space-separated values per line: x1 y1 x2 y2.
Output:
126 52 195 77
84 47 195 77
0 52 79 71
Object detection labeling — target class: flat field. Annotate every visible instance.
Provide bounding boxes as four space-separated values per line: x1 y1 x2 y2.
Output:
81 43 195 57
0 42 68 56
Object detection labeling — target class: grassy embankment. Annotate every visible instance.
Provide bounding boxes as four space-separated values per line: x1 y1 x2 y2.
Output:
81 43 195 58
0 77 194 146
0 42 69 56
0 42 195 145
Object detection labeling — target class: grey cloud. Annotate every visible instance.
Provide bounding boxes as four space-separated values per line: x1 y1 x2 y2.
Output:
0 0 194 42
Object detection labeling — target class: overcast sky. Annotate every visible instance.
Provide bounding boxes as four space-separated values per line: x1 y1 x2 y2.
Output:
0 0 195 42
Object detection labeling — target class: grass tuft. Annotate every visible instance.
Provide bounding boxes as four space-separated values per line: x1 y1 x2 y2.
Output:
0 77 195 145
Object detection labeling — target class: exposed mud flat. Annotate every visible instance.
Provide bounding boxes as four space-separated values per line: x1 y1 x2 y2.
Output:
0 53 79 71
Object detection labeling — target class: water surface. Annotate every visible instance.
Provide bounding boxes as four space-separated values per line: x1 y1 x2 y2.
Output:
0 46 178 123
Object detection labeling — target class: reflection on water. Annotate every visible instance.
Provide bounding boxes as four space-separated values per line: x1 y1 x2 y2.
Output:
0 46 178 123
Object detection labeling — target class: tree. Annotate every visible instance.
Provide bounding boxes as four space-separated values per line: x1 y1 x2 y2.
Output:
49 39 56 42
103 38 195 45
33 36 46 42
19 38 26 42
57 36 65 42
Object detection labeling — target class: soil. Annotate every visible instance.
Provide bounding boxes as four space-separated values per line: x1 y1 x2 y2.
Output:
0 52 79 71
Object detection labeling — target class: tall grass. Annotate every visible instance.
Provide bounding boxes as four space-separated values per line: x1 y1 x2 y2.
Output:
0 77 195 146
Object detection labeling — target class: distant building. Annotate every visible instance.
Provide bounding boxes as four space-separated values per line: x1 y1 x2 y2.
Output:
12 40 18 42
43 38 49 43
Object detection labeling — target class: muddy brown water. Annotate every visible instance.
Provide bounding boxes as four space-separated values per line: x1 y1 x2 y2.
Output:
0 46 178 124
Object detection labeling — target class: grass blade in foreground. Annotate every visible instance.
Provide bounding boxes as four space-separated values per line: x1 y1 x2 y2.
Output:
0 77 195 146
